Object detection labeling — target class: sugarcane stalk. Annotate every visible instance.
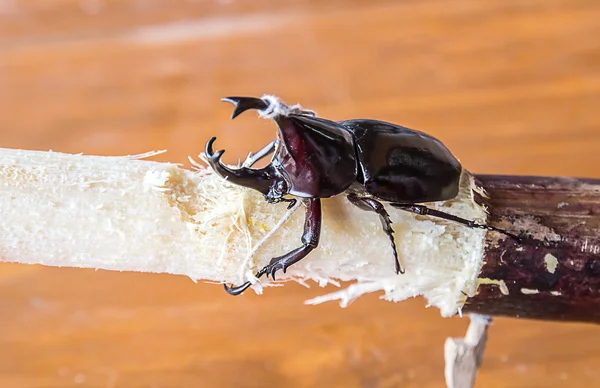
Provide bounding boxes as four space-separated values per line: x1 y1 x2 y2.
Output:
464 175 600 323
1 147 599 323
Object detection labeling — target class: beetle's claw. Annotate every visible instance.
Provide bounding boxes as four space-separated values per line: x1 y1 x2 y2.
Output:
256 266 269 279
265 262 285 281
395 263 405 275
221 96 270 119
223 266 270 296
223 281 253 296
222 245 299 295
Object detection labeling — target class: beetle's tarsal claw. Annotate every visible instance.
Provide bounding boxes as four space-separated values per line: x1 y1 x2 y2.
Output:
223 281 253 296
223 266 271 296
256 266 269 279
221 96 270 119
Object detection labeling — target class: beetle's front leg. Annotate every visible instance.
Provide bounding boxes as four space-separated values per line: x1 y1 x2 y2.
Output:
260 198 321 280
223 199 321 295
241 140 278 168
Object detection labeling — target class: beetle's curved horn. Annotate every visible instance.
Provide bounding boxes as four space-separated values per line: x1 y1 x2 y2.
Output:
205 137 282 196
221 97 270 119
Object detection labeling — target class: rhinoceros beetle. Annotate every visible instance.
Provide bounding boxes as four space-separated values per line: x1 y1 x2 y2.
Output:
205 95 520 295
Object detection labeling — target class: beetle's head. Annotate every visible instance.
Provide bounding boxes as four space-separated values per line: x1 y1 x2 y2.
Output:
205 95 357 200
205 135 289 202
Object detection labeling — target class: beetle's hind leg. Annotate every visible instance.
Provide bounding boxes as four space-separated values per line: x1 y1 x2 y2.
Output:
223 199 322 295
390 203 521 242
347 193 404 274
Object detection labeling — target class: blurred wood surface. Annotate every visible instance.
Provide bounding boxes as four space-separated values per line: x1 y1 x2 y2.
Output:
1 1 600 387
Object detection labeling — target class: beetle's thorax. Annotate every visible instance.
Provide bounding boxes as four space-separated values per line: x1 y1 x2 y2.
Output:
271 119 319 198
270 114 358 199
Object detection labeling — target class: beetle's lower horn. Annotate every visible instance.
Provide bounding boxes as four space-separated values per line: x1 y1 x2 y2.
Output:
204 137 279 197
221 97 271 119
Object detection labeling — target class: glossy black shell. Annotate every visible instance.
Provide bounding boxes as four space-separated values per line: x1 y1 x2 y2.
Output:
273 114 357 198
340 119 462 203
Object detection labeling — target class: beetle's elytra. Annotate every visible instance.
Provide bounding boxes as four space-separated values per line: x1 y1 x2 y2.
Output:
205 95 520 295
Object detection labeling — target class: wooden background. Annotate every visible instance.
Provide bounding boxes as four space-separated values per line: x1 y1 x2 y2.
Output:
1 1 600 387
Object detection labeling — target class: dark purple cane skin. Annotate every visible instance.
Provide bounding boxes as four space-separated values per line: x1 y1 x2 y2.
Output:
463 175 600 324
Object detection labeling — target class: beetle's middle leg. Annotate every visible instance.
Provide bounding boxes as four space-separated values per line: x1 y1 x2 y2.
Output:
347 193 403 274
390 203 521 242
223 198 321 295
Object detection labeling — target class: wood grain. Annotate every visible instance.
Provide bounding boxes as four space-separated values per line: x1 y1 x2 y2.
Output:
1 1 600 387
